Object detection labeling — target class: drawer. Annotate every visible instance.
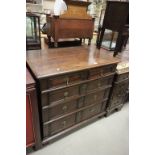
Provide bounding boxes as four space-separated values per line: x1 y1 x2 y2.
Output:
81 103 102 121
42 100 78 122
109 98 124 108
86 75 114 92
43 114 76 138
41 85 79 106
114 81 129 95
116 72 129 82
84 89 111 107
110 82 128 103
89 65 116 79
40 71 87 90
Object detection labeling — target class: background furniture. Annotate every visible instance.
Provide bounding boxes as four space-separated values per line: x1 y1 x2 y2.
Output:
26 68 42 150
96 1 129 56
46 1 94 47
26 13 41 50
106 62 129 115
27 46 119 145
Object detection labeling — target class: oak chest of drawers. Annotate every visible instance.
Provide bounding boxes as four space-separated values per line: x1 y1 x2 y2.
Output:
26 46 120 145
107 62 129 115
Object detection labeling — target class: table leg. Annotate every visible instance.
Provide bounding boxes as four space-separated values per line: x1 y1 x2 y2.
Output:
88 38 91 45
47 35 52 48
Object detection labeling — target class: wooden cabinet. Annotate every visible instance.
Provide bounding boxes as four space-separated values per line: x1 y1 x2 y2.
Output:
106 62 129 115
46 16 94 47
46 1 94 47
26 68 42 150
26 46 120 145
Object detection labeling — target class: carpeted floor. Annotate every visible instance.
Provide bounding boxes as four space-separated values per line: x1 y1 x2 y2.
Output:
29 103 129 155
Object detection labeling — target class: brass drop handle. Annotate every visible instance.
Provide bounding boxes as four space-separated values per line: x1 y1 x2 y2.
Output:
62 105 67 111
62 121 66 128
64 91 69 97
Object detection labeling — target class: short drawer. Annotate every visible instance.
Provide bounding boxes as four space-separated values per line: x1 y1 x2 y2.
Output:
40 71 87 90
84 89 111 107
41 85 79 106
89 64 116 79
81 103 102 121
86 75 114 92
42 100 78 122
43 114 76 138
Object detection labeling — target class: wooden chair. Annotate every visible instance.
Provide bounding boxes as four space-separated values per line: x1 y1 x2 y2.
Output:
96 1 129 57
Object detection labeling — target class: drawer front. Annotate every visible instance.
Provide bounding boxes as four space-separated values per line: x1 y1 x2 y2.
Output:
86 75 114 92
40 71 87 90
84 89 111 107
81 103 102 121
41 85 79 106
89 65 116 79
114 82 128 97
116 72 129 82
43 114 76 137
42 100 78 122
84 91 104 106
110 81 129 104
110 98 124 108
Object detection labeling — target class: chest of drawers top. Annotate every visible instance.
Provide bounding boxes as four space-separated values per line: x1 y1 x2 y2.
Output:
26 46 120 79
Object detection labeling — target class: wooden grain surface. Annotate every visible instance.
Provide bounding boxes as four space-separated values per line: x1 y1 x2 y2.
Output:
26 45 120 79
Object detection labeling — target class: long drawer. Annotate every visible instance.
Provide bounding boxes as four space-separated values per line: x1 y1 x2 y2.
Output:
42 89 110 122
41 74 114 107
40 64 116 91
42 101 107 138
